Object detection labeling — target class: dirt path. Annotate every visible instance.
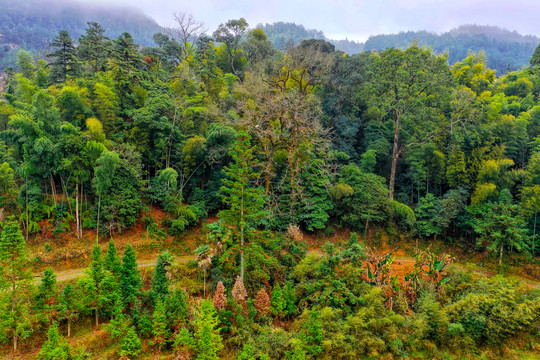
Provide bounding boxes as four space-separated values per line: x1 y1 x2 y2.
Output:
34 251 539 289
33 255 195 284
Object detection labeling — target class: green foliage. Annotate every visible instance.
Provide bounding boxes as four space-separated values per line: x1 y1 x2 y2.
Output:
120 244 142 308
38 322 71 360
194 300 223 360
119 326 142 359
270 284 286 317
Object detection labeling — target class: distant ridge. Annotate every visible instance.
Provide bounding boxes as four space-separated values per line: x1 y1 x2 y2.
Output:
0 0 162 67
363 25 540 73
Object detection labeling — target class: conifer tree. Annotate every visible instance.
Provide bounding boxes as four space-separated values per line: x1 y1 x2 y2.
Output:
36 267 59 325
78 22 110 72
151 298 169 351
59 284 80 337
212 281 227 310
106 294 127 338
254 288 270 317
218 132 265 281
165 289 188 330
0 220 34 351
120 244 142 309
119 326 142 359
47 30 79 83
194 300 223 360
150 251 171 303
283 281 297 317
232 276 248 303
105 240 122 278
270 284 285 317
38 322 71 360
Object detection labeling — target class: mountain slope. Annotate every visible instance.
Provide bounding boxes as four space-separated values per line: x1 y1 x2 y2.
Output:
364 25 540 73
0 0 162 67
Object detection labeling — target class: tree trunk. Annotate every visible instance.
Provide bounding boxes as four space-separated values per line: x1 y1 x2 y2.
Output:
96 195 101 243
67 319 71 337
25 177 29 241
499 244 503 267
75 176 80 239
533 212 537 257
95 309 99 327
203 268 206 297
388 114 401 200
364 219 369 238
50 174 57 206
240 225 244 281
13 333 17 353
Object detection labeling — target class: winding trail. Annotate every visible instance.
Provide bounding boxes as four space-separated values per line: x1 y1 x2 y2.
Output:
33 251 539 289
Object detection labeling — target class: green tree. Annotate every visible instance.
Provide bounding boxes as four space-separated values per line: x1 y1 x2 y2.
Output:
218 132 265 281
151 298 169 351
47 30 79 83
0 220 34 352
468 189 530 265
120 244 142 309
59 284 80 337
270 284 286 318
105 240 122 278
94 150 120 240
150 251 171 304
38 322 71 360
363 45 453 199
119 326 142 359
194 300 223 360
78 22 110 72
35 267 59 325
16 50 35 79
213 18 248 74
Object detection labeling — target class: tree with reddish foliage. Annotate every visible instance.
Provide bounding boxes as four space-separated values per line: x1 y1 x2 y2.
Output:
254 288 270 317
212 281 227 310
231 276 247 303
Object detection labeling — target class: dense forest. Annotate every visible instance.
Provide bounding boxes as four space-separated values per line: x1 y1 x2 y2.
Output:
0 14 538 360
364 25 540 73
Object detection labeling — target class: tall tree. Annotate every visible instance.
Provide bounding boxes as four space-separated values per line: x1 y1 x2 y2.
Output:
0 220 34 352
218 132 265 281
363 46 453 199
47 30 79 83
194 300 223 360
78 22 110 72
120 244 142 309
213 18 248 74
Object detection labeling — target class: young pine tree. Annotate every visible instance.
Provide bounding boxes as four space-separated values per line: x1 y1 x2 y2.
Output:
0 220 34 351
119 326 142 359
120 244 142 309
151 298 169 351
150 251 171 304
59 284 80 337
105 240 122 278
194 300 223 360
270 284 285 318
38 322 71 360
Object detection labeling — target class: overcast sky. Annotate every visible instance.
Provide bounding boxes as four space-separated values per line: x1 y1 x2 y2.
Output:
80 0 540 42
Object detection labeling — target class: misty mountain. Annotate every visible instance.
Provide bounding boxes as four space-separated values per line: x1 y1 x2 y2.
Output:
364 25 540 73
0 0 162 67
259 22 364 54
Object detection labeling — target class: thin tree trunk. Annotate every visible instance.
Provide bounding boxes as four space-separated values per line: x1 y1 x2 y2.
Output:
389 114 401 200
50 174 57 206
75 176 80 239
499 244 503 266
533 212 537 257
67 319 71 337
25 176 29 241
203 268 206 297
13 333 17 352
95 309 99 327
96 195 101 243
364 219 369 238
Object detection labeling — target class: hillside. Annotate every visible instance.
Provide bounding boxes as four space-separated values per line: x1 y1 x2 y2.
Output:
259 22 364 53
0 0 162 68
364 24 540 73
